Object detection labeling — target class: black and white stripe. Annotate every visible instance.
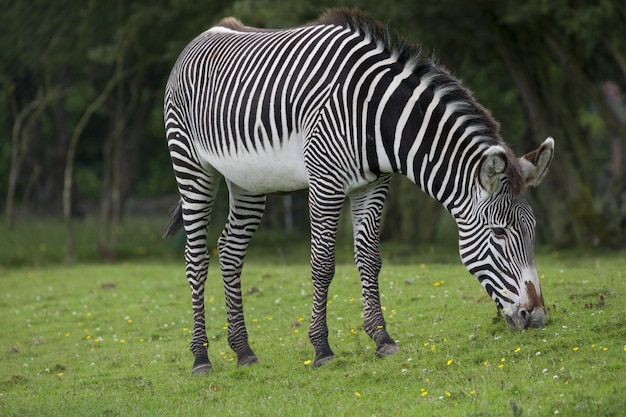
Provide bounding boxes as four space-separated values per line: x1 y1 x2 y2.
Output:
164 9 553 373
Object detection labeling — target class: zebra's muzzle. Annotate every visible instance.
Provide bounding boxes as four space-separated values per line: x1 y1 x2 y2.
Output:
505 306 547 330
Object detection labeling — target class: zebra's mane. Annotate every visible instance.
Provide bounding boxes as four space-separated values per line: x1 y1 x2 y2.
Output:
315 8 419 66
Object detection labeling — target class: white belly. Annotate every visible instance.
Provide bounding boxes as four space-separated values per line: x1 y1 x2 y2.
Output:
202 133 310 194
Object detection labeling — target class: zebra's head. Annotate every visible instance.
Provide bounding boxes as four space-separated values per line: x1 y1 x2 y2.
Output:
458 137 554 330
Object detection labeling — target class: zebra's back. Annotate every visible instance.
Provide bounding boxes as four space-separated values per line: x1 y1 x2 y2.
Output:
165 19 374 193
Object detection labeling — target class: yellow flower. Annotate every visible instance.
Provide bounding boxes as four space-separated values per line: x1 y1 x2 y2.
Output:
303 360 312 366
447 359 453 366
120 339 126 344
183 327 189 332
57 373 63 378
500 357 506 362
498 364 504 369
470 390 476 396
355 392 361 397
127 319 133 324
445 390 451 397
65 332 70 337
421 389 428 397
350 328 358 335
434 282 441 287
572 346 579 351
514 347 521 353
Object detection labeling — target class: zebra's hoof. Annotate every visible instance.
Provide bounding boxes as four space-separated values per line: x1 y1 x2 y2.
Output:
192 363 213 375
313 353 336 367
237 354 259 367
375 343 399 358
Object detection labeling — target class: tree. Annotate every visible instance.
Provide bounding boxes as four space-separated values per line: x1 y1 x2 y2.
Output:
2 0 624 255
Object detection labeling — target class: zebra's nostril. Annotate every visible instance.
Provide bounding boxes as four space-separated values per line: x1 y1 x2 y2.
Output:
519 309 530 327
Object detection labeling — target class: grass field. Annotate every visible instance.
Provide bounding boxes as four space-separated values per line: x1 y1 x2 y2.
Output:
1 218 625 416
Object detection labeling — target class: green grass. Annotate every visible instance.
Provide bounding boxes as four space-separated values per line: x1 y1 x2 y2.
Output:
1 247 625 416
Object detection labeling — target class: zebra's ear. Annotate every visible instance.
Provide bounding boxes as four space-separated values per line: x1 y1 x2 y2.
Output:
478 145 508 195
520 137 555 187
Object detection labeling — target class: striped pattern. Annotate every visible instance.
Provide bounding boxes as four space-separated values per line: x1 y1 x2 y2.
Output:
164 9 551 373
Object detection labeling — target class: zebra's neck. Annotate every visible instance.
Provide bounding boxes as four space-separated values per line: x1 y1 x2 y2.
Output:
363 61 499 215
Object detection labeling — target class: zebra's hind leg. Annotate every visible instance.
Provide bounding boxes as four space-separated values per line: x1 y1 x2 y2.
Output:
218 181 266 367
349 176 399 358
178 170 221 375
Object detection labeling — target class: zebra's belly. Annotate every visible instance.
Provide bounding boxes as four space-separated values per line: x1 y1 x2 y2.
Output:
201 135 310 194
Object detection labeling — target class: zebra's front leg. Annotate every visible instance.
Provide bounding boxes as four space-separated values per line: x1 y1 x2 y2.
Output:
219 182 266 366
349 177 399 358
308 186 344 366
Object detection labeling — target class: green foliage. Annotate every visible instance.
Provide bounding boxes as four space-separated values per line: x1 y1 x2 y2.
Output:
1 0 624 247
0 216 181 266
0 252 625 416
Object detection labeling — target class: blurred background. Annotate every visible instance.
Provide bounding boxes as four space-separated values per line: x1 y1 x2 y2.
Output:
1 0 624 265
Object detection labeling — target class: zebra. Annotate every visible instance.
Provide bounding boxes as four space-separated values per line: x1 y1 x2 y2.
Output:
163 9 555 374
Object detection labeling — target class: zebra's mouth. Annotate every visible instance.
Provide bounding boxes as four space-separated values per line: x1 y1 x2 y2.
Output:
505 307 547 330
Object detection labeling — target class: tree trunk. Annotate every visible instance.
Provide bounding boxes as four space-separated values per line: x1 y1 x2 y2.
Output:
63 77 117 262
6 88 47 228
98 78 154 260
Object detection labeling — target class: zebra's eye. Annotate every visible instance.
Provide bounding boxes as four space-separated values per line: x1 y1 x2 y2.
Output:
492 226 506 238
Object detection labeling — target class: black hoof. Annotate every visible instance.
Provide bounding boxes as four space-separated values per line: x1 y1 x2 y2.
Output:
237 354 259 367
313 346 336 367
192 363 213 375
192 354 212 375
375 343 399 358
313 354 336 367
236 346 259 367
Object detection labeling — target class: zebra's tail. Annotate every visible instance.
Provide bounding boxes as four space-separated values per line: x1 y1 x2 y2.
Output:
163 199 183 238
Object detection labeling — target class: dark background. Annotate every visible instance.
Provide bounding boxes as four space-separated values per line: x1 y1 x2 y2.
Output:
2 0 624 261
